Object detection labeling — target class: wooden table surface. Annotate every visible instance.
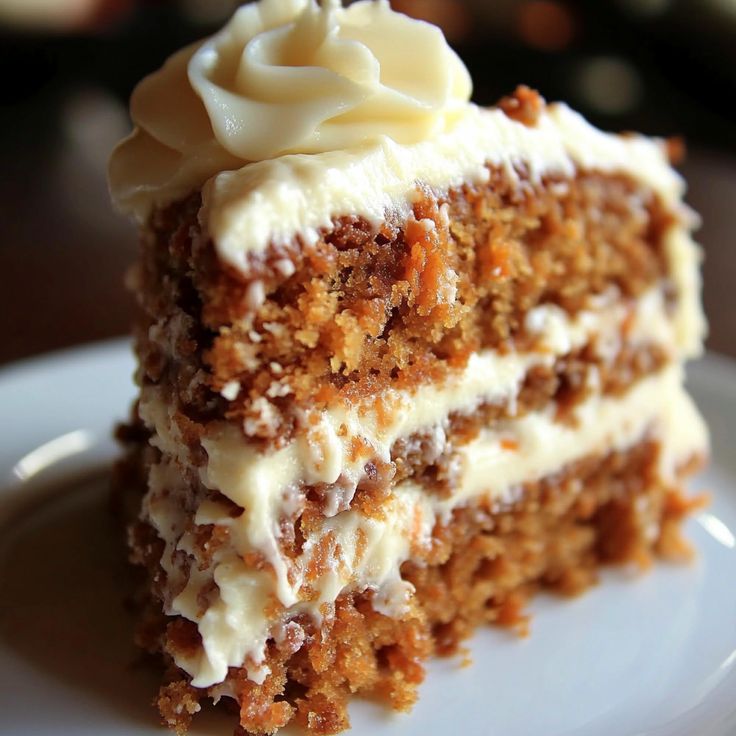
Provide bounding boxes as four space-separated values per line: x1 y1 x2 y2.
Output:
1 137 734 367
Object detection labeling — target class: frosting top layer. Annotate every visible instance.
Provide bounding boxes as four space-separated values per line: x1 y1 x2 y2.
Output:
202 102 685 272
109 0 472 219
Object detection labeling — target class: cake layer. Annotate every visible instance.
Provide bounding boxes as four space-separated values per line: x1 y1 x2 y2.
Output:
201 103 686 270
135 167 703 444
141 278 684 512
133 432 703 736
140 362 706 688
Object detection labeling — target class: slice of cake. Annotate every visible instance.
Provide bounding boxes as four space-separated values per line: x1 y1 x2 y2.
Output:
109 0 709 733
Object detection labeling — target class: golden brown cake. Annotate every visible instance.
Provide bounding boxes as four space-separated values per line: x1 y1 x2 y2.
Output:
109 1 709 733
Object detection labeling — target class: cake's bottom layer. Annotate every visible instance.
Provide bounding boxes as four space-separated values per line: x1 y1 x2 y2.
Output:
120 437 704 736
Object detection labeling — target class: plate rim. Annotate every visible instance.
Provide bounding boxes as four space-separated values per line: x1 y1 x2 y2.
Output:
0 337 131 386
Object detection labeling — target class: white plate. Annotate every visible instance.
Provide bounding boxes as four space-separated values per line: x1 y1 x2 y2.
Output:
0 340 735 736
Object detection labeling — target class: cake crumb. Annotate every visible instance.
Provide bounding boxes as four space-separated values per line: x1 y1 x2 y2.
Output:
498 85 545 126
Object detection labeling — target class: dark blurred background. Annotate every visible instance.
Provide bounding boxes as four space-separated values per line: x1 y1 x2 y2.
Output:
1 0 735 365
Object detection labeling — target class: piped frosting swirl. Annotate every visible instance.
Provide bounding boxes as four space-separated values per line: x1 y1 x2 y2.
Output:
109 0 472 220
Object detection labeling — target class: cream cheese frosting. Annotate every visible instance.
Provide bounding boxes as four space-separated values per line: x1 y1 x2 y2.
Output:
202 103 687 273
109 0 471 219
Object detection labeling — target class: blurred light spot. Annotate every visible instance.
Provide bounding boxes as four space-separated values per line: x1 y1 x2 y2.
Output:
517 0 575 51
574 56 643 115
391 0 471 42
59 87 130 234
13 430 95 482
62 87 129 172
179 0 239 26
617 0 672 16
708 0 736 17
0 0 99 31
697 512 736 549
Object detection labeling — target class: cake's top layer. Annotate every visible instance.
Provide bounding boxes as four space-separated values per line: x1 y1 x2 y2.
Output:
109 0 687 274
109 0 471 219
201 103 685 272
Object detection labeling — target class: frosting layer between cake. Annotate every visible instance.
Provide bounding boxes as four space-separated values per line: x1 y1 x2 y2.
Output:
138 280 707 687
143 361 706 687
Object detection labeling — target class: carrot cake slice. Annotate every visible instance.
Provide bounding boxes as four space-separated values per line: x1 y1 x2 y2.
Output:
109 0 709 733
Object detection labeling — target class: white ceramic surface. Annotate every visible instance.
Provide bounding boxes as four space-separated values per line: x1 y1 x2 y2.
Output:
0 340 735 736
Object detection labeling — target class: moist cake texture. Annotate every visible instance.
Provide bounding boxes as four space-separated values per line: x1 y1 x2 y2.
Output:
109 0 709 733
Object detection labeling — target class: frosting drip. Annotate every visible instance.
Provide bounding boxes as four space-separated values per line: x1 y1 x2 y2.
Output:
109 0 472 220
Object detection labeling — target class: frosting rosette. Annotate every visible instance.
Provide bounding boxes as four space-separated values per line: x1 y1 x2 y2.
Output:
109 0 473 220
